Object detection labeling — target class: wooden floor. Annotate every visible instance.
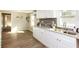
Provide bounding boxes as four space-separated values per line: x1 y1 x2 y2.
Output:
2 31 46 48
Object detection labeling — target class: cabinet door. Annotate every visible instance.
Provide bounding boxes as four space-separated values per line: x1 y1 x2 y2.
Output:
36 10 53 18
33 28 39 39
55 33 62 48
57 34 67 48
38 28 45 42
59 35 76 48
33 28 36 38
44 31 58 48
62 36 76 48
36 10 46 18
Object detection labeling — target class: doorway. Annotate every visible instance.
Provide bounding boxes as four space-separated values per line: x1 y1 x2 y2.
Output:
2 13 11 32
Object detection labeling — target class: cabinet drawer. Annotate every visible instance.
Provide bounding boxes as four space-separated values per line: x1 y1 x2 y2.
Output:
57 33 76 48
62 39 76 48
63 35 76 44
61 35 76 48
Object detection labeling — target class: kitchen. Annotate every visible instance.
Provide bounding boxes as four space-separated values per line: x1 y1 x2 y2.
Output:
0 1 79 59
0 10 79 48
33 10 79 48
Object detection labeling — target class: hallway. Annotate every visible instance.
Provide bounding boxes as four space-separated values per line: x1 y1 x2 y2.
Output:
2 31 46 48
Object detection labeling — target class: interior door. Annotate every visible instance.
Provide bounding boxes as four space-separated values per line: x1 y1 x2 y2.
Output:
2 13 11 32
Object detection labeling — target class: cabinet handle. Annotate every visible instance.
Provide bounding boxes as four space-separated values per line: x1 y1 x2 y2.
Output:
59 40 61 41
57 39 58 40
57 38 61 41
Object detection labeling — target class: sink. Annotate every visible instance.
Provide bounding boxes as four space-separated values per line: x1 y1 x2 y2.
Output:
63 31 77 35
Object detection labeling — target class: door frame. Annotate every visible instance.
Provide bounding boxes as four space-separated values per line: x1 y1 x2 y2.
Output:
2 13 11 31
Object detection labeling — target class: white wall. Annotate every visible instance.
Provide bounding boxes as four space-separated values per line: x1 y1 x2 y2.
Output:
74 11 79 28
11 12 29 31
52 10 79 28
61 11 79 28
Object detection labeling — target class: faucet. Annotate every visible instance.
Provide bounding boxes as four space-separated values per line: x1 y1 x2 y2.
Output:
63 22 66 29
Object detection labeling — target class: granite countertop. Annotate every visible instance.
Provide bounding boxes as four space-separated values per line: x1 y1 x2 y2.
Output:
36 27 79 39
46 28 79 39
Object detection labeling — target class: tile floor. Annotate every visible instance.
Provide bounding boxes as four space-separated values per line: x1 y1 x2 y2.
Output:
2 31 46 48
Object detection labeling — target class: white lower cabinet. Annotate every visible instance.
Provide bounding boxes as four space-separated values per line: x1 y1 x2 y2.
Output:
33 28 39 39
60 35 76 48
45 31 58 48
33 27 77 48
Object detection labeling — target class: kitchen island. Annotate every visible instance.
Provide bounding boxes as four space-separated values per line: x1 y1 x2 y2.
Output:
33 27 79 48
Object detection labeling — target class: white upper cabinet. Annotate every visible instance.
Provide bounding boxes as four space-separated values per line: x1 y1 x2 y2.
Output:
36 10 54 18
36 10 63 27
61 10 77 18
36 10 62 18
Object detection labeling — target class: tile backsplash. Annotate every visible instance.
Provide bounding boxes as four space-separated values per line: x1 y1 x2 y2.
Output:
37 18 57 28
